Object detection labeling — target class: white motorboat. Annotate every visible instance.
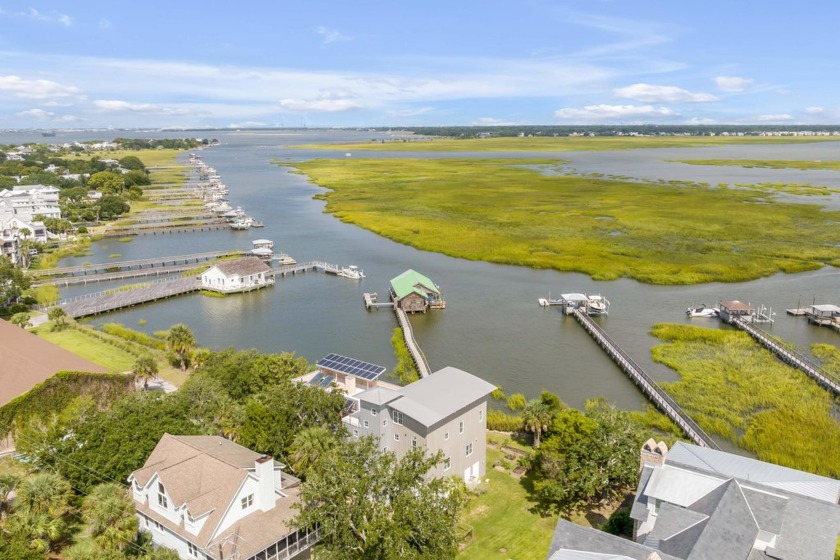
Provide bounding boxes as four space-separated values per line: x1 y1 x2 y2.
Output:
337 265 364 280
586 294 610 315
686 304 720 318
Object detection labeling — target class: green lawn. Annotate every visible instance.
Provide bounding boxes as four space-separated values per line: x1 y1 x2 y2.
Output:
294 135 840 153
286 157 840 285
458 435 557 559
35 326 137 373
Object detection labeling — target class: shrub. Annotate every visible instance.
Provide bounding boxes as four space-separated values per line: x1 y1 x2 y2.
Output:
487 409 523 432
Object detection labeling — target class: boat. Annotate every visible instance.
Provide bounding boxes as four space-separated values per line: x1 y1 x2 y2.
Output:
252 239 274 250
230 217 251 230
686 304 720 318
538 292 565 307
337 265 364 280
250 220 264 228
278 254 296 265
586 294 610 316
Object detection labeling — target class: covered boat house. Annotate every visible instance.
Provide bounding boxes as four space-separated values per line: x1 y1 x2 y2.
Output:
390 269 445 313
200 257 274 294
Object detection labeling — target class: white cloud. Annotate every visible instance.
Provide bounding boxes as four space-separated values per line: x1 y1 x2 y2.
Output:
0 74 79 99
279 97 365 112
685 117 717 125
756 113 794 122
315 26 351 45
17 108 54 118
6 8 74 26
93 99 192 115
472 117 529 126
805 106 824 114
613 83 717 103
714 76 753 93
555 104 677 121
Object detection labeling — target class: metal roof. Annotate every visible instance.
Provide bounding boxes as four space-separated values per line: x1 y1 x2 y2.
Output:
667 442 840 504
390 269 440 300
719 300 754 311
811 304 840 313
316 353 386 381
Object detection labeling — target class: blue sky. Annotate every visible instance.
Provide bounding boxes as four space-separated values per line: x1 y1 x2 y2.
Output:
1 1 837 128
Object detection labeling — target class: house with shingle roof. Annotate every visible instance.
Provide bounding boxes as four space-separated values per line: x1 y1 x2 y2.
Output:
199 257 274 294
546 441 840 560
128 434 317 560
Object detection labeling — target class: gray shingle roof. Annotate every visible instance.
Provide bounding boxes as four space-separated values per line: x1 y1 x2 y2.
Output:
547 520 680 560
209 256 271 278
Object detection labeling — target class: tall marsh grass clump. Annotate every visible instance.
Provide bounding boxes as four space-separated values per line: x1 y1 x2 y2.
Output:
651 323 840 476
287 157 840 285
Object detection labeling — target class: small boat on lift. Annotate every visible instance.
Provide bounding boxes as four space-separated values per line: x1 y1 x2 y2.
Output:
686 304 720 318
586 294 609 316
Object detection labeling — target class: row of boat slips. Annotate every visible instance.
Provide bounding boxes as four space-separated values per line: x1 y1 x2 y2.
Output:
188 153 263 230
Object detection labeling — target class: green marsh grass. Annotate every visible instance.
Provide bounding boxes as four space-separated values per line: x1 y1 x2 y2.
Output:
287 157 840 285
651 323 840 476
672 158 840 171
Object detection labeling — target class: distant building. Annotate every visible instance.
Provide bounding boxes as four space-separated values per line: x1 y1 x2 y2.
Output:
344 366 495 483
129 434 317 560
200 257 274 293
390 269 445 313
546 441 840 560
0 184 61 224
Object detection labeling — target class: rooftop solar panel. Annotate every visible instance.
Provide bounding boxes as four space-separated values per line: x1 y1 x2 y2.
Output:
316 353 386 380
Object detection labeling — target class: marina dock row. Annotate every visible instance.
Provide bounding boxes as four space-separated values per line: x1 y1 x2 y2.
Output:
571 308 718 449
730 318 840 397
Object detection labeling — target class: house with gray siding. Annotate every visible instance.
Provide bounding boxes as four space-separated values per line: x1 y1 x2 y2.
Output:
344 366 495 483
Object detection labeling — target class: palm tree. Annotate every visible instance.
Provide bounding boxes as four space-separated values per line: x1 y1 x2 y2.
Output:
521 399 554 449
82 482 138 552
5 509 66 554
290 426 337 477
10 312 32 329
14 472 72 517
48 306 68 331
131 354 159 389
166 324 196 372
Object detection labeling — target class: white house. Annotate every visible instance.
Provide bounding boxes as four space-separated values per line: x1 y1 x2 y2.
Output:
128 434 318 560
200 257 274 293
0 184 61 224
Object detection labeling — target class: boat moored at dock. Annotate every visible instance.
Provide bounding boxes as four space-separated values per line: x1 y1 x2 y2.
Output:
686 304 720 318
337 265 365 280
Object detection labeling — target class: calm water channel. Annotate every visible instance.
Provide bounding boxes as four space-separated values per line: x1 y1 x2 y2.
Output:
7 130 840 410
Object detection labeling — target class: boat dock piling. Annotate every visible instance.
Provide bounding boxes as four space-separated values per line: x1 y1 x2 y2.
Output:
730 318 840 397
363 292 395 310
571 308 718 449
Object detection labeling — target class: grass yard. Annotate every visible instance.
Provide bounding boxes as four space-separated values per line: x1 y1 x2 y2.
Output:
35 325 137 373
672 158 840 171
458 435 557 559
651 324 840 476
295 135 840 153
286 157 840 285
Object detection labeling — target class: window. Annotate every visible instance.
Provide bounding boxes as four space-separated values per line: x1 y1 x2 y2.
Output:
241 494 254 510
444 432 449 441
412 438 417 448
393 411 403 425
479 409 484 422
466 443 473 457
157 483 168 508
371 408 378 416
363 420 369 428
353 429 359 437
459 421 464 434
188 543 200 558
382 418 388 427
394 434 400 442
443 456 451 471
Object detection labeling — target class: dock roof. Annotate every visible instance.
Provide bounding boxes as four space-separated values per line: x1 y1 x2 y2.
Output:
207 256 271 277
390 269 440 300
719 300 753 311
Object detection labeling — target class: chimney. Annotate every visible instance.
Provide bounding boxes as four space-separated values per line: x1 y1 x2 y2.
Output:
255 456 275 512
640 439 668 471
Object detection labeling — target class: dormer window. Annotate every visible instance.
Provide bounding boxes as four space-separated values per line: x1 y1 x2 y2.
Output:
157 483 168 508
371 408 378 416
241 494 254 510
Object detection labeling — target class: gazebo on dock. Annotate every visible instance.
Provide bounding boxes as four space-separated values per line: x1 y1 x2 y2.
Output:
390 269 445 313
718 300 754 323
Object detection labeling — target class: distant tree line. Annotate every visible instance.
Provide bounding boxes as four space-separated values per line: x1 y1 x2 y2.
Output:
393 124 840 138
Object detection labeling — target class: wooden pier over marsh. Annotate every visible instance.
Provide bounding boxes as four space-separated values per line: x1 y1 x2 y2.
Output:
395 307 431 378
571 308 718 449
731 318 840 397
52 277 202 319
30 250 246 279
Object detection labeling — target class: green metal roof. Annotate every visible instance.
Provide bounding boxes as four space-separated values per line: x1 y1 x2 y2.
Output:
390 269 440 300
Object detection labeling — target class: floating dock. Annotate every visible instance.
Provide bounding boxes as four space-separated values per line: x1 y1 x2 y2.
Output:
570 308 717 449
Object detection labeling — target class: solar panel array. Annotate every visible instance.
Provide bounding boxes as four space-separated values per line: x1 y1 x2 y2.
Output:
317 353 386 380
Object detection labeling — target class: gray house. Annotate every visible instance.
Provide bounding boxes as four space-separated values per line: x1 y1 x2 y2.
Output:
344 366 496 483
547 441 840 560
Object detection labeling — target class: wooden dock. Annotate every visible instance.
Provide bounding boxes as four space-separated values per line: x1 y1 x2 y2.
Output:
571 308 717 449
394 307 431 378
54 277 202 319
730 318 840 397
363 292 395 310
275 261 343 277
100 222 228 238
30 250 245 279
33 263 202 287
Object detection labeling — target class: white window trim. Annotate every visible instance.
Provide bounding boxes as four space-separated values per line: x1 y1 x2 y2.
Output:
444 432 450 440
459 421 464 434
466 443 473 457
443 456 451 471
371 408 378 416
393 411 403 425
394 434 400 442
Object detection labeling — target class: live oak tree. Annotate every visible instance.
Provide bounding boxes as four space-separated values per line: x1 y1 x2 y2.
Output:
294 436 467 560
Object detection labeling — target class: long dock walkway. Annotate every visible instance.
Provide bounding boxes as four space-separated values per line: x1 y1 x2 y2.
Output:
34 263 199 287
394 307 431 378
30 250 245 279
275 261 343 277
571 308 717 449
731 318 840 397
54 277 201 319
